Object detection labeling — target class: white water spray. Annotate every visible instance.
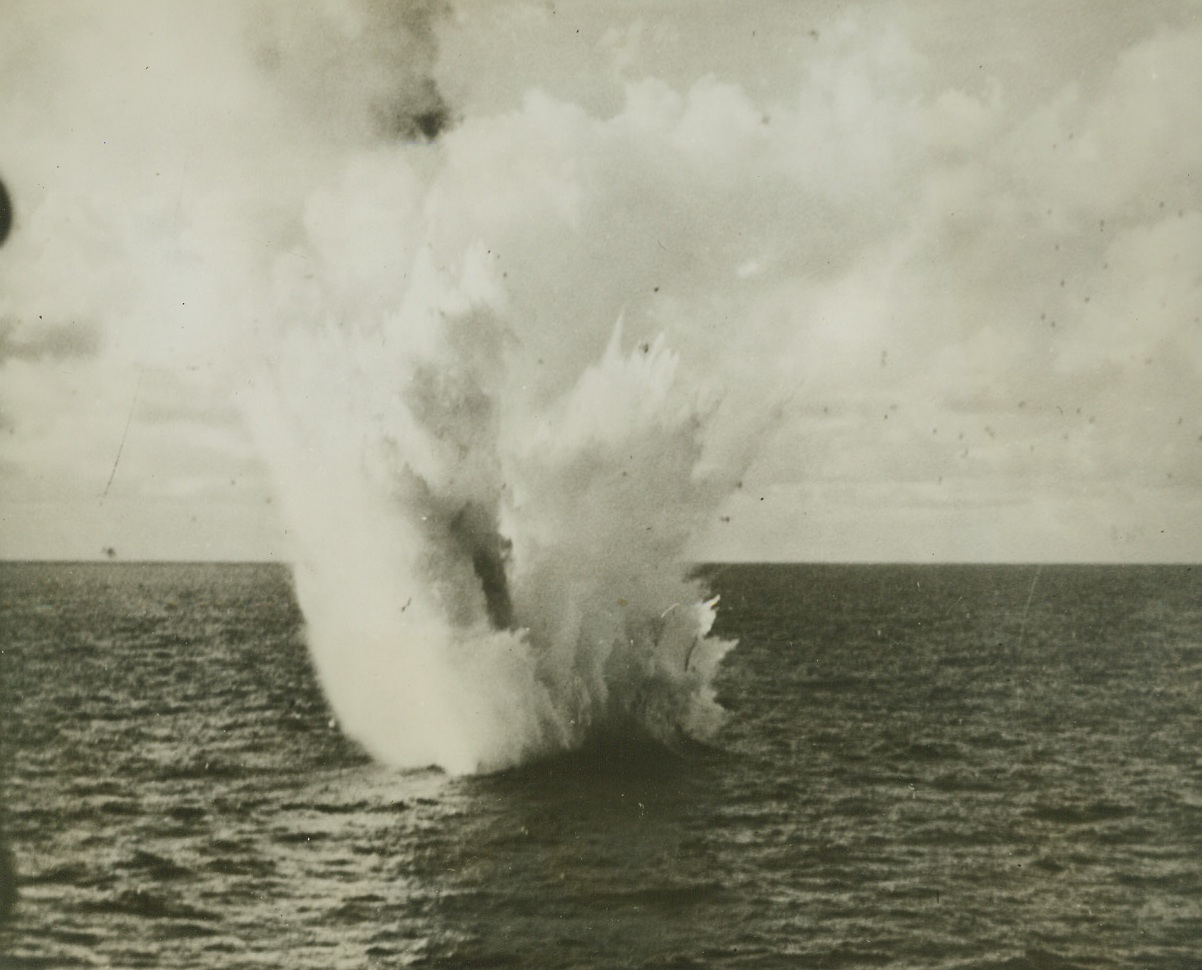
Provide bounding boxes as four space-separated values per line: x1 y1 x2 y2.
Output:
244 215 738 772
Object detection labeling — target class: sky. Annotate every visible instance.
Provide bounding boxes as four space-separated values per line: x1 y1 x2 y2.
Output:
1 1 1200 563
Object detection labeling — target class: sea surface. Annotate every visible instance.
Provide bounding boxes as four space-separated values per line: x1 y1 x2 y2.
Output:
1 562 1200 969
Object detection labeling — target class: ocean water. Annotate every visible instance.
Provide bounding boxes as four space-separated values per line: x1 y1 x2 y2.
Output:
1 562 1200 969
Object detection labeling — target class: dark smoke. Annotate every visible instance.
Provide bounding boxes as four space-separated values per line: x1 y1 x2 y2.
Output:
377 77 452 141
449 503 515 630
0 177 11 247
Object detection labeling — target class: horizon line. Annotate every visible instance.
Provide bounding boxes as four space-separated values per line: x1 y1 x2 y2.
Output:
1 558 1198 568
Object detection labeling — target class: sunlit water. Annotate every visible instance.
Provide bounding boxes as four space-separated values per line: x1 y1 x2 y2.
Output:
2 562 1200 968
